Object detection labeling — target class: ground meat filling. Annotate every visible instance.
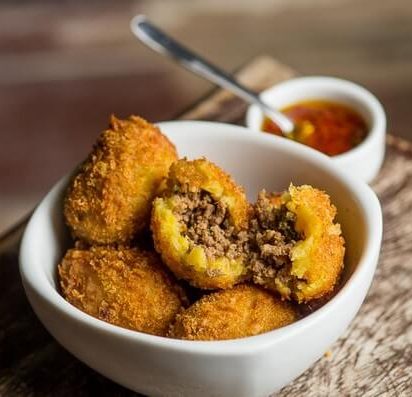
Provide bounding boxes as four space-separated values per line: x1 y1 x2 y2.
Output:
249 191 303 291
173 186 249 261
171 186 304 291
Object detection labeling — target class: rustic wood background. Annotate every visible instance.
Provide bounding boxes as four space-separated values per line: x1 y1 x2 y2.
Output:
0 56 411 396
1 0 412 235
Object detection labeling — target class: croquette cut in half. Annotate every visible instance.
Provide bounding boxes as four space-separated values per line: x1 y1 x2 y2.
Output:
64 115 178 245
151 158 251 290
168 284 297 341
58 246 188 336
250 185 345 303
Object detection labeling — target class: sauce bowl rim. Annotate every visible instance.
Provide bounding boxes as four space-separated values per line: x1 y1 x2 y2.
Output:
246 75 386 161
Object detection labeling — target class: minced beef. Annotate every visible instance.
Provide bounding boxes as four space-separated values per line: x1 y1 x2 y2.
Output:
173 187 249 261
172 187 302 286
253 190 300 242
249 190 302 287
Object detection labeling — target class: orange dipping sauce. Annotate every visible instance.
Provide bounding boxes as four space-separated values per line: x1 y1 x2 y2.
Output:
261 100 368 156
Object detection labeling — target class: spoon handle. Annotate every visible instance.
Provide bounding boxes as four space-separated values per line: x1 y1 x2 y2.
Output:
130 15 294 134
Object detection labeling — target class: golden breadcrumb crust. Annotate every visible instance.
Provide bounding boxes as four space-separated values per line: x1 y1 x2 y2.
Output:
64 115 177 245
58 246 187 336
166 158 249 229
168 284 297 341
151 158 250 289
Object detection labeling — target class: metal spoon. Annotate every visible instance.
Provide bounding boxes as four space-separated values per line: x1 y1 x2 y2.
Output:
130 15 295 136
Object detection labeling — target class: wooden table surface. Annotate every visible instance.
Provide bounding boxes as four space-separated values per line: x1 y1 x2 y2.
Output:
2 0 412 235
0 56 411 396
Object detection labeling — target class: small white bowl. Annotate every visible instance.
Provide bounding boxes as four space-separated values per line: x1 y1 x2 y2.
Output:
20 121 382 397
246 77 386 183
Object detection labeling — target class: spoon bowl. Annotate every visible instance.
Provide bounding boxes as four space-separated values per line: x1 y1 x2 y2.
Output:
246 77 386 183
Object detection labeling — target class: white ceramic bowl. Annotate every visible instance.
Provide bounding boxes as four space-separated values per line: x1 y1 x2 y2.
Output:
20 121 382 397
246 77 386 183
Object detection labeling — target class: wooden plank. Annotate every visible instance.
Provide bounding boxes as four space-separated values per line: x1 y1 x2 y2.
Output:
0 55 411 396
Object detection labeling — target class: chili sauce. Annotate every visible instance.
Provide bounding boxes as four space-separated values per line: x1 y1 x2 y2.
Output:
261 100 368 156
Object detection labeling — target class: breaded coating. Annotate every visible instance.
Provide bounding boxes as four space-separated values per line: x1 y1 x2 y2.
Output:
64 115 177 245
251 185 345 302
168 284 297 341
165 158 249 230
151 158 250 289
58 246 187 336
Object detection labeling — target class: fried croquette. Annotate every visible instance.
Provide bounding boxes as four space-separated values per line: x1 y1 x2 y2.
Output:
64 115 177 245
58 246 187 336
168 284 297 341
151 158 251 290
250 185 345 303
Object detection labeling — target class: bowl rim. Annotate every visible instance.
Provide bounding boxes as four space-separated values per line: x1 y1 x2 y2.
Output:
19 120 382 355
245 75 386 162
